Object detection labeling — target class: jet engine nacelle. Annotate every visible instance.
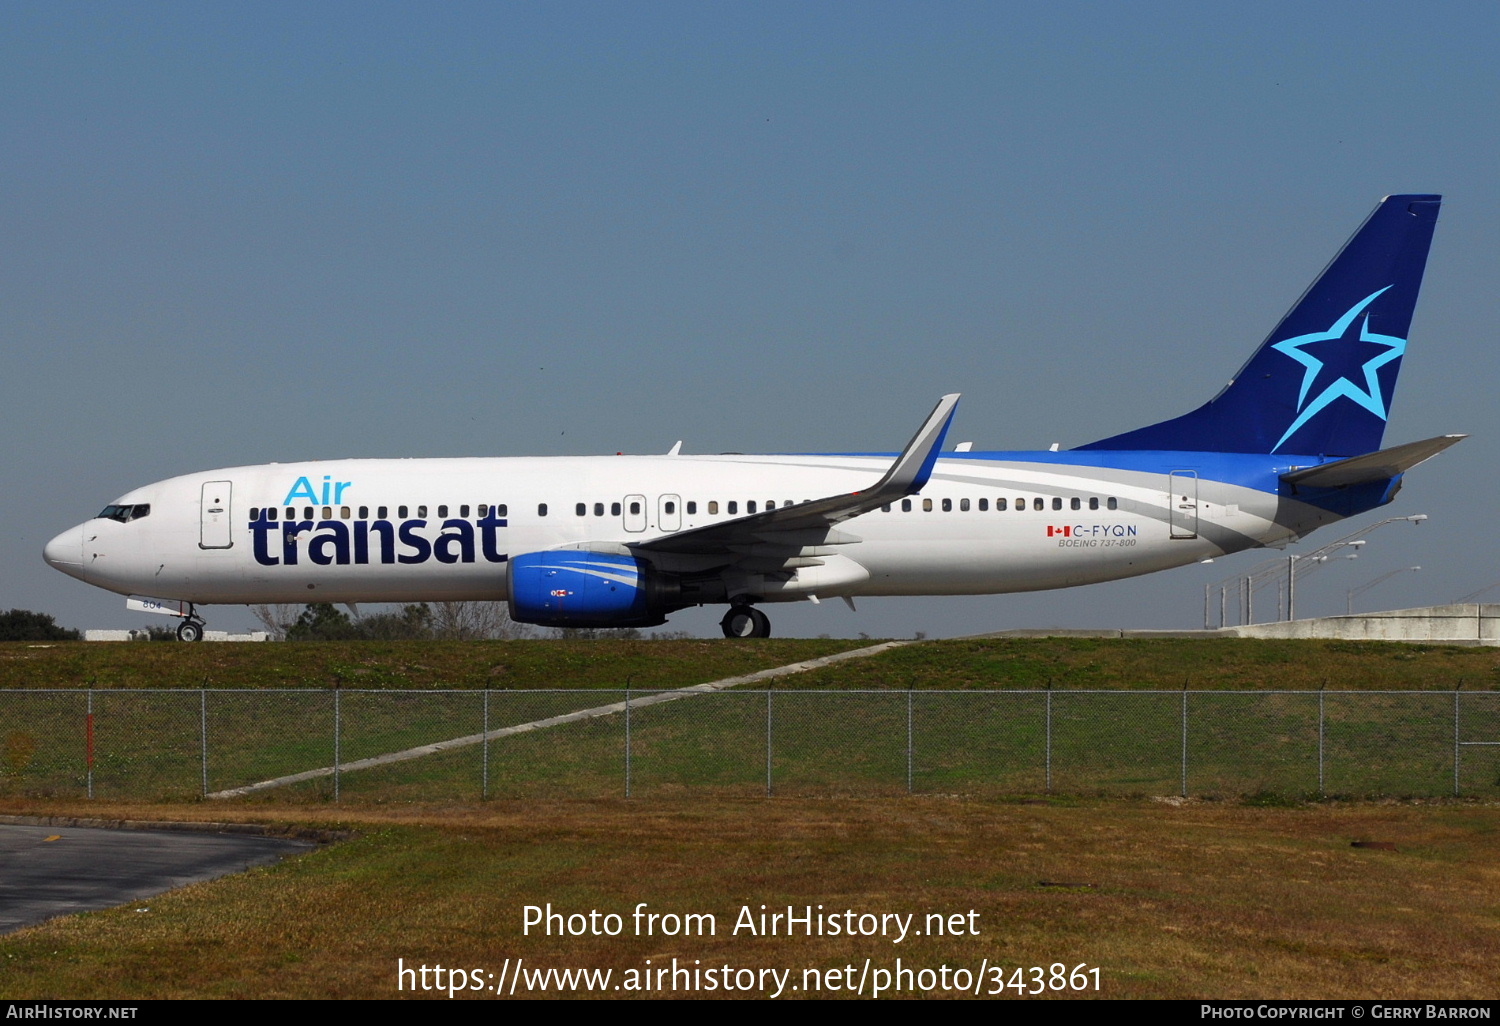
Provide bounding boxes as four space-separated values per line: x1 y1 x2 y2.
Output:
507 549 670 628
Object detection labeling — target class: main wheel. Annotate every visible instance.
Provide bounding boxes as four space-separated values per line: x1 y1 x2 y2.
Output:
720 605 771 639
177 619 204 643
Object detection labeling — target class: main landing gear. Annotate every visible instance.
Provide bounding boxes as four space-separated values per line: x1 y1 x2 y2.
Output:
720 603 771 639
176 606 206 643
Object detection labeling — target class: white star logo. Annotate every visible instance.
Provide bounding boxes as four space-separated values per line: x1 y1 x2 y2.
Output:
1271 285 1406 452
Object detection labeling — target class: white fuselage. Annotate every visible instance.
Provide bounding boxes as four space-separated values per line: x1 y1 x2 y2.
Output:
44 450 1315 607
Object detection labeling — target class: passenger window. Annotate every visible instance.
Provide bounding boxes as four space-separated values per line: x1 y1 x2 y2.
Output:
1071 497 1081 511
901 499 912 512
1107 497 1118 510
978 498 988 511
748 501 757 513
379 506 389 519
611 502 622 516
942 498 952 512
322 506 332 520
1033 498 1044 511
341 507 351 519
882 504 891 512
477 504 487 517
285 508 296 521
497 504 508 517
960 498 970 512
595 502 605 516
1089 497 1099 511
708 501 719 515
359 506 369 519
923 498 933 512
686 501 696 515
266 507 277 521
460 505 470 517
629 501 640 515
399 506 409 518
304 507 314 520
1051 498 1062 511
576 503 587 516
665 501 676 515
438 505 448 518
996 498 1006 511
249 507 260 521
728 501 738 514
417 505 428 518
538 503 549 517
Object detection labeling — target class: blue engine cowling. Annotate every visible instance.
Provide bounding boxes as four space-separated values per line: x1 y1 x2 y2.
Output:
508 550 669 628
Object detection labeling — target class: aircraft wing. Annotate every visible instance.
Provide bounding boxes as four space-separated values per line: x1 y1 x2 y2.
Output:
636 393 960 556
1281 434 1466 489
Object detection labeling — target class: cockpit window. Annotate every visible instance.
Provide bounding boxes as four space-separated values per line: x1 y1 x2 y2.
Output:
96 504 150 523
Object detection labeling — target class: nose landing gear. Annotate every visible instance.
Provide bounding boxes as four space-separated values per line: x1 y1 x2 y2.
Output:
720 603 771 639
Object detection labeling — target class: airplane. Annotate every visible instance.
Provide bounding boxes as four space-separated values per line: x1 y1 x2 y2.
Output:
44 194 1461 642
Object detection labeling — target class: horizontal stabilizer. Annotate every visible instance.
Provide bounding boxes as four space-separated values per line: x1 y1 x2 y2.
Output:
1281 434 1466 489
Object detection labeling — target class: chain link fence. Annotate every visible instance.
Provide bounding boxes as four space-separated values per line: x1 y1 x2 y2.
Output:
2 689 1497 802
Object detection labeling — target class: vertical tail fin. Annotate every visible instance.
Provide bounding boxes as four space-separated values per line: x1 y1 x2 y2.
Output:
1078 194 1441 456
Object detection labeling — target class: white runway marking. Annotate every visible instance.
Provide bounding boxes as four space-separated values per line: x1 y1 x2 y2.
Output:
206 641 909 799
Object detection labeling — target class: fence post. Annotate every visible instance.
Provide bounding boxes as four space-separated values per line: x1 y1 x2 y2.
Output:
1318 686 1325 796
200 686 208 798
1045 685 1052 794
482 689 490 801
333 686 341 803
1453 681 1463 797
625 686 632 799
86 685 94 800
906 686 914 795
1180 684 1188 799
765 685 773 798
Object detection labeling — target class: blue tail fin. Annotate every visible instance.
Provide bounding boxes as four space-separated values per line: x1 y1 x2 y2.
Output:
1077 194 1441 456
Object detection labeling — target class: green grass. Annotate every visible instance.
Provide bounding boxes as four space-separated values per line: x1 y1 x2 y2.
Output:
6 686 1499 803
0 638 870 690
5 638 1500 803
778 637 1500 691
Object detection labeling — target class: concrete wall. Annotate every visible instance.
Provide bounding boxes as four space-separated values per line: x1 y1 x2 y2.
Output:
1227 604 1500 645
981 605 1500 646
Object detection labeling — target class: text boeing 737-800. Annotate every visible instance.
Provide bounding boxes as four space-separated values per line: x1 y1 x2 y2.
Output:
45 195 1462 640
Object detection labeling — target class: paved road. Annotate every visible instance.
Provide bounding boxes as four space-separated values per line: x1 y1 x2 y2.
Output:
0 824 314 934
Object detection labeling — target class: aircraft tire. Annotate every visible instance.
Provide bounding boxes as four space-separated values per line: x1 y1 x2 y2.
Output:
177 620 204 643
720 605 771 639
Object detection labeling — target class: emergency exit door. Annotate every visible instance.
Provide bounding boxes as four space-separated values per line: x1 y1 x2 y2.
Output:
200 481 233 549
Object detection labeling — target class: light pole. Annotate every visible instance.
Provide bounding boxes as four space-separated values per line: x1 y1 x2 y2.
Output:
1347 567 1421 615
1210 514 1427 627
1287 546 1362 622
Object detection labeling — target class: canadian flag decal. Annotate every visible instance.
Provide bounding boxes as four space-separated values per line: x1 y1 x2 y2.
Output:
1047 525 1073 537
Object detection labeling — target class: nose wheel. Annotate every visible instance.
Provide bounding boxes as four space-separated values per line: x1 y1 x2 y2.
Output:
720 604 771 639
176 615 206 643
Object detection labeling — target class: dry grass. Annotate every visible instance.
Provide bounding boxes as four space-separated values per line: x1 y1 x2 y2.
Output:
2 796 1497 999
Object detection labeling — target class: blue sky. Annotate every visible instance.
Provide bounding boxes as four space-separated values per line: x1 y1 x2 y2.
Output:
5 1 1498 638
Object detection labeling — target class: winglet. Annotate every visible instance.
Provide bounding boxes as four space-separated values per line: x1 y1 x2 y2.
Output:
867 393 960 497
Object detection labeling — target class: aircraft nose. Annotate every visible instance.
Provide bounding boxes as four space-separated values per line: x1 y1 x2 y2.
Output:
43 525 86 580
